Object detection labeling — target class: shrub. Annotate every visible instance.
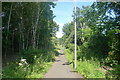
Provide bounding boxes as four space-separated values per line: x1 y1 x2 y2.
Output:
106 64 120 79
3 48 57 78
77 60 105 78
64 48 105 78
19 48 56 63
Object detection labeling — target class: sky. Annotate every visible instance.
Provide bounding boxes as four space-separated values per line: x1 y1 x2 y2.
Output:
52 2 93 38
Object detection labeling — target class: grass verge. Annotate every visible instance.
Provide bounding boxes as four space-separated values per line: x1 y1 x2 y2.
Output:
2 48 58 78
64 48 105 78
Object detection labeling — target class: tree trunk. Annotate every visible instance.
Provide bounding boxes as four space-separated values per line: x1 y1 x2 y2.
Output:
5 2 13 59
33 4 41 49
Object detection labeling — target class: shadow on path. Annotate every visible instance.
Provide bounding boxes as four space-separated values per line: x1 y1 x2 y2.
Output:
44 47 83 78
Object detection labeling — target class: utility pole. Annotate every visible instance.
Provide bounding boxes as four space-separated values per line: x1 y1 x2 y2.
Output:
74 0 77 69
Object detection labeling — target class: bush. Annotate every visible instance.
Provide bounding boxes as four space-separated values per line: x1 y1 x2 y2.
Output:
64 48 105 78
19 48 40 63
2 58 53 78
3 48 57 78
106 65 120 79
19 48 56 63
77 60 105 78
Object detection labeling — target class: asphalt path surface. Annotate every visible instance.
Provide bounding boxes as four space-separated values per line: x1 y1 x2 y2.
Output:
44 47 83 79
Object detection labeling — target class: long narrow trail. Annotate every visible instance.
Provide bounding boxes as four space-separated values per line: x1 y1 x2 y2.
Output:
44 47 83 79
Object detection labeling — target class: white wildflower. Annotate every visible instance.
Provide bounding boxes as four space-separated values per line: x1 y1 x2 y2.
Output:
19 63 22 66
21 59 26 62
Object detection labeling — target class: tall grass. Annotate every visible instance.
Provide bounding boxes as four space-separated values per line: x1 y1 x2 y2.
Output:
77 60 105 78
2 48 57 78
64 49 105 78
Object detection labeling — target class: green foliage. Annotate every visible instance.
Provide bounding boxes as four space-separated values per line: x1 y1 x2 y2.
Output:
19 48 56 63
2 2 58 58
2 49 55 78
64 49 105 78
77 42 90 61
107 29 120 64
106 65 120 79
64 49 74 62
77 60 105 78
3 61 52 78
63 22 74 36
88 33 110 57
2 2 59 78
62 2 120 79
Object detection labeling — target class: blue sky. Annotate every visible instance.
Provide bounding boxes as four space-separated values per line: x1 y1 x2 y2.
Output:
52 2 93 38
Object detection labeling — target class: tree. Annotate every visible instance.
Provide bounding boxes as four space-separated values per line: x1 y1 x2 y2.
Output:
2 2 58 60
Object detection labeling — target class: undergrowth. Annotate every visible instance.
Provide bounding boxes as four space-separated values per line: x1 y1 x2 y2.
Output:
64 48 105 78
2 48 58 78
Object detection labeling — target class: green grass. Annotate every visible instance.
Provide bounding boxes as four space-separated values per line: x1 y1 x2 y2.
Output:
64 49 74 68
77 60 105 78
64 48 105 78
2 58 53 78
2 48 57 78
26 62 53 78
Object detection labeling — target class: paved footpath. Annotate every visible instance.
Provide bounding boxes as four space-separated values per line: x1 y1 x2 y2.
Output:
44 48 83 79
